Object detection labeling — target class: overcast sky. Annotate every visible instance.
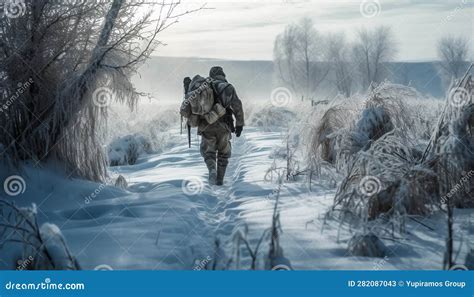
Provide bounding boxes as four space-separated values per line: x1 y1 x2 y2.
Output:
154 0 473 61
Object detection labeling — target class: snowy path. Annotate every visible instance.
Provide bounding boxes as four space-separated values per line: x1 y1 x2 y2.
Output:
5 127 472 270
56 127 345 270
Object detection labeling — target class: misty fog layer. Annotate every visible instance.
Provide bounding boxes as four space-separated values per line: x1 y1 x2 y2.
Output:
133 57 453 104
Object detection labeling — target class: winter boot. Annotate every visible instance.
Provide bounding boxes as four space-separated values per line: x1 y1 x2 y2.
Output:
216 164 227 186
205 160 217 185
209 168 217 185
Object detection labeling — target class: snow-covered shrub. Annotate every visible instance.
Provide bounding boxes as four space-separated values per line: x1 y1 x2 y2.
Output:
0 200 79 270
309 83 448 239
39 223 80 270
247 104 296 131
320 78 473 243
349 106 394 153
347 233 387 258
332 131 439 234
431 75 474 208
106 104 181 156
107 134 152 166
114 175 128 189
307 102 357 166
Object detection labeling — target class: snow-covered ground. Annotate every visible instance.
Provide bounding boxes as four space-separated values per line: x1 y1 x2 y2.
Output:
1 126 472 270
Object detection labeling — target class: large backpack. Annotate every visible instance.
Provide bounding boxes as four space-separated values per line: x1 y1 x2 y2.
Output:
187 75 214 115
181 75 226 127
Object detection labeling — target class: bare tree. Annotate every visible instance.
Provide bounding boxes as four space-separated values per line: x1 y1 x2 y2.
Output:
326 33 353 97
352 26 397 90
274 23 299 92
437 36 469 81
273 17 329 100
0 0 200 181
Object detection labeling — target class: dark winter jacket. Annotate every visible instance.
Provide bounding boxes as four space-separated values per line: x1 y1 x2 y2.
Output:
197 74 245 134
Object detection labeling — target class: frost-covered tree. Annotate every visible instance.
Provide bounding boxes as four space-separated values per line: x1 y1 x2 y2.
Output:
273 17 329 100
437 36 470 81
352 26 397 90
0 0 197 181
326 33 353 97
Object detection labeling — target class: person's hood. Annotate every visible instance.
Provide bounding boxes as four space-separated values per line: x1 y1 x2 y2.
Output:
209 66 227 82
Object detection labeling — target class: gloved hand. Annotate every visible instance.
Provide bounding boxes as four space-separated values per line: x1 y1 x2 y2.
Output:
235 126 243 137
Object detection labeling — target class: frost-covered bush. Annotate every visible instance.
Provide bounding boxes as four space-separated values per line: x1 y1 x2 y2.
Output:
107 134 152 166
319 78 473 241
332 131 439 232
0 1 181 182
285 83 450 239
0 200 79 270
106 104 181 156
307 103 356 165
431 76 474 208
114 175 128 189
247 104 296 131
347 233 387 258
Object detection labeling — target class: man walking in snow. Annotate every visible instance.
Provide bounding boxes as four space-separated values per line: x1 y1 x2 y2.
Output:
201 66 244 186
181 66 244 186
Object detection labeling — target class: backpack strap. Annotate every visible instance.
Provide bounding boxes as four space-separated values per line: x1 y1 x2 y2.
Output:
211 79 233 108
